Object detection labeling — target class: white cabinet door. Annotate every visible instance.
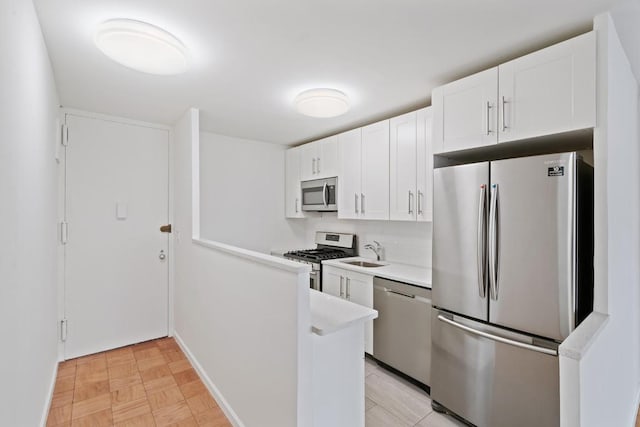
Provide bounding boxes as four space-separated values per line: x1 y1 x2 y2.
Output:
345 272 374 355
322 266 343 298
361 120 390 220
416 107 433 222
322 266 374 354
318 135 339 178
300 142 318 181
338 129 362 219
498 31 596 143
432 67 498 153
285 147 304 218
390 112 417 221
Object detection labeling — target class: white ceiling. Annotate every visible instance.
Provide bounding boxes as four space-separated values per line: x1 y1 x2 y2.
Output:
35 0 619 145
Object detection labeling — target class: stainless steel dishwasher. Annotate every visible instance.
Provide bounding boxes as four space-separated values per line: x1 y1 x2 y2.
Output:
373 277 431 387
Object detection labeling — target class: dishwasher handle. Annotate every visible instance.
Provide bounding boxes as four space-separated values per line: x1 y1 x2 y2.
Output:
385 288 415 299
374 284 430 304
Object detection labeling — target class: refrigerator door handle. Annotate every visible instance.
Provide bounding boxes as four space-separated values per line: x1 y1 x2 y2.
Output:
437 315 558 356
477 185 487 298
489 183 500 300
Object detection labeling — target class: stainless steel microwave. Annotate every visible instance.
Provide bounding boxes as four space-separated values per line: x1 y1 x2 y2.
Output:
301 177 337 212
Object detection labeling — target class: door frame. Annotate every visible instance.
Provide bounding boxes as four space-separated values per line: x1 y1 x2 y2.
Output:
57 108 175 361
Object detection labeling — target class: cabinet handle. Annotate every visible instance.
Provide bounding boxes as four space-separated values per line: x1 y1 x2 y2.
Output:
501 96 508 131
486 101 492 135
355 193 359 214
316 157 320 174
295 197 299 213
409 191 414 214
418 191 423 215
346 277 351 299
340 276 344 298
361 193 365 214
312 158 316 174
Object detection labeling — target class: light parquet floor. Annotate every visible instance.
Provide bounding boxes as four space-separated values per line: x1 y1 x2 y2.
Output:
46 337 232 427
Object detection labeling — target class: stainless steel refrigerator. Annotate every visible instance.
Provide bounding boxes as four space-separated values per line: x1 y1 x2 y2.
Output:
431 152 593 427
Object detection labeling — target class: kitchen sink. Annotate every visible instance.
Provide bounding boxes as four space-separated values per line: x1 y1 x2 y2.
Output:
341 260 385 268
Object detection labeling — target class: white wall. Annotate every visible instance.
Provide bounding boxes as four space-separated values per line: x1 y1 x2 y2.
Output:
199 132 306 253
610 0 640 84
198 129 432 264
584 14 640 426
0 0 60 425
299 215 432 267
174 110 313 427
560 13 640 427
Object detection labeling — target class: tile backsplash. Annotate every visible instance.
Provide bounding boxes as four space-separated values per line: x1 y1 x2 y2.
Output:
295 213 432 268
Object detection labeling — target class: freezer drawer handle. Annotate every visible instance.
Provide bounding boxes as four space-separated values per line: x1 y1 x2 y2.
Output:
437 315 557 356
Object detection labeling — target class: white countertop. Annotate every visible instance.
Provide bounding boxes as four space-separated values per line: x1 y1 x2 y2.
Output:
323 257 432 288
310 289 378 336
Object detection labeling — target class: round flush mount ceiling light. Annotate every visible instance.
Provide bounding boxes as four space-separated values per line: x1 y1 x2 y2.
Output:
94 19 188 75
294 88 350 118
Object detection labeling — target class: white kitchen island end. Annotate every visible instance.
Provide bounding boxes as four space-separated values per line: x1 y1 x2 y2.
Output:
310 290 378 427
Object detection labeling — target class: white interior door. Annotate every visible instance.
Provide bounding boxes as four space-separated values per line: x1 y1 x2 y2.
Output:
64 114 169 359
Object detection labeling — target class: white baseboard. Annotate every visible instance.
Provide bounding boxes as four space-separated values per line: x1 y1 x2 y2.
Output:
39 361 58 427
173 332 243 427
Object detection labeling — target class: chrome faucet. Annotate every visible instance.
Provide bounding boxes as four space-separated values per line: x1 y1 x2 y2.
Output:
364 241 383 261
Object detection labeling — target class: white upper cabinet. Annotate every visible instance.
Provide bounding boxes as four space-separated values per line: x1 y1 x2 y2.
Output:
285 147 304 218
390 111 418 221
432 31 596 154
432 68 499 154
300 136 339 181
498 32 596 143
300 143 317 181
361 120 390 220
338 121 390 221
390 108 434 222
338 129 362 220
318 136 339 178
416 107 433 222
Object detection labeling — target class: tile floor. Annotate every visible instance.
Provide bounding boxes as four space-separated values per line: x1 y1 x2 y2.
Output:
366 358 640 427
46 337 231 427
47 340 637 427
365 357 466 427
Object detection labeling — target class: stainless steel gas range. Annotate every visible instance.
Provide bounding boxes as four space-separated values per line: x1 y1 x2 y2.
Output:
284 232 357 291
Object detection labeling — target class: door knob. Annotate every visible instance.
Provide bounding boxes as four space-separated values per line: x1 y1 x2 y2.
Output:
159 250 166 261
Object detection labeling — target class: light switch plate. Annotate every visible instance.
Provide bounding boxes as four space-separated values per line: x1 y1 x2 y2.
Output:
116 202 127 220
